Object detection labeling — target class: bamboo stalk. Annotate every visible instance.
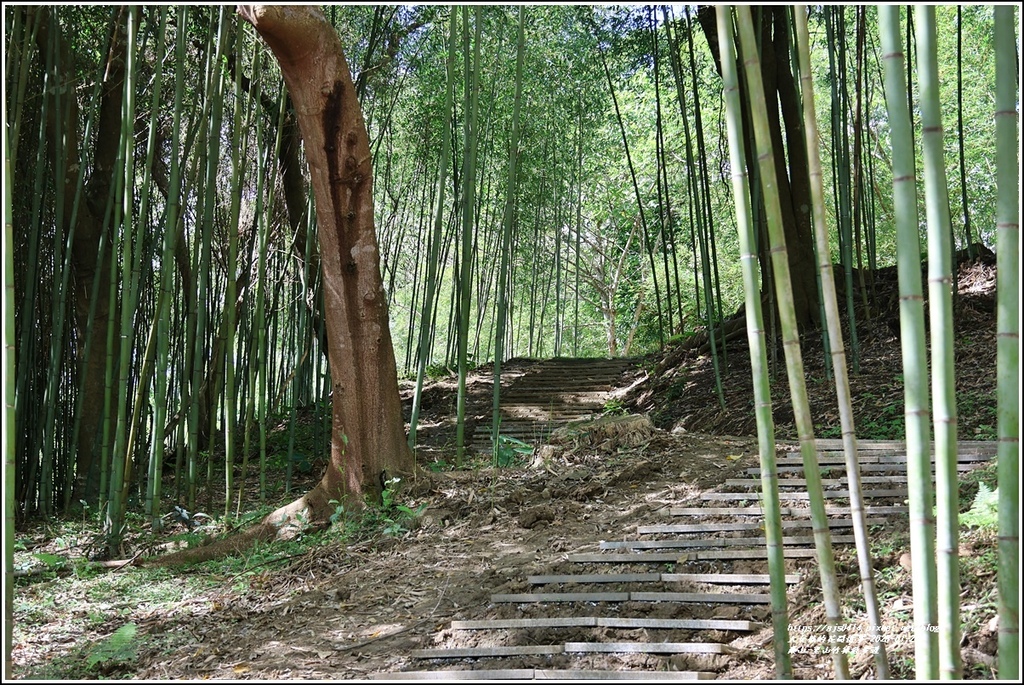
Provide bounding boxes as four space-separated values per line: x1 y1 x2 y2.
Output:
716 7 791 678
878 7 938 677
993 6 1019 680
794 6 889 677
491 6 525 465
914 8 962 678
732 6 849 678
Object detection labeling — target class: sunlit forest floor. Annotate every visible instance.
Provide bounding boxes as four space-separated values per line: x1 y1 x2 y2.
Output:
11 250 1002 680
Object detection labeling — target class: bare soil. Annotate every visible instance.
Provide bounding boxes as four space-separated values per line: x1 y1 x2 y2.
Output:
10 251 1002 680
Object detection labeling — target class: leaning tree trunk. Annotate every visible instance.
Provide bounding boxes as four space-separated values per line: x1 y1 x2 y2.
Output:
239 4 412 519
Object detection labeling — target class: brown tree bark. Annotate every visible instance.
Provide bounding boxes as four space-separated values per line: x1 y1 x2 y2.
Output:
698 5 819 330
32 7 127 502
238 4 413 522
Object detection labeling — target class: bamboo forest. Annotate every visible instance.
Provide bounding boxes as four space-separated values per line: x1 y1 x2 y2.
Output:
2 3 1020 681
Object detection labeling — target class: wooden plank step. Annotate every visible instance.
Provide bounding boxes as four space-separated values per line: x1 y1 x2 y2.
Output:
565 642 732 655
452 617 598 629
678 549 818 561
630 591 771 604
374 669 537 680
491 591 769 604
528 572 799 585
808 439 997 451
534 670 714 680
670 505 908 516
600 534 857 550
700 489 908 501
662 573 800 584
636 519 884 534
597 617 758 631
725 477 906 488
451 617 758 631
412 645 563 659
492 592 629 603
751 462 981 475
568 548 820 562
528 573 661 584
568 552 686 563
774 453 993 465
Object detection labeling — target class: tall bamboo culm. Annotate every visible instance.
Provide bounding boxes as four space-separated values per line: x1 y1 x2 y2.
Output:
715 7 791 677
914 7 961 678
492 6 526 463
993 5 1019 680
732 6 849 678
878 7 938 677
793 5 889 678
4 127 17 682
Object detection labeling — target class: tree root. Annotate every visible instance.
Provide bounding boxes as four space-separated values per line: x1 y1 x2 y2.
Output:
143 484 341 567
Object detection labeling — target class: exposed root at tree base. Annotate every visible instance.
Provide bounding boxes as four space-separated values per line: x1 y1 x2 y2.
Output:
144 484 341 567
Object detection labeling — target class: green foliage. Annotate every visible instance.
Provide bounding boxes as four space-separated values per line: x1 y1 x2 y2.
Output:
329 477 427 540
603 397 627 415
85 623 138 670
494 435 533 467
960 482 999 530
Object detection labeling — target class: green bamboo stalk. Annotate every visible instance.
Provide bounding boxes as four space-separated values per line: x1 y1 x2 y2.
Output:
104 6 141 554
39 14 74 516
120 9 168 516
223 14 246 518
409 8 456 452
733 6 849 678
878 8 938 676
242 44 269 513
794 6 889 678
492 6 525 465
149 6 188 528
993 6 1019 680
188 9 229 509
4 123 17 684
455 6 482 466
914 8 961 678
715 8 791 678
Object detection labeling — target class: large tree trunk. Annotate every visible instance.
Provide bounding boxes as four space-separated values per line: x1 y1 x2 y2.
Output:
698 5 819 330
32 7 127 503
239 4 413 519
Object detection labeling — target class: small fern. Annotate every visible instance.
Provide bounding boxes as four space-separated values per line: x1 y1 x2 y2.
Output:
960 482 999 530
86 623 138 669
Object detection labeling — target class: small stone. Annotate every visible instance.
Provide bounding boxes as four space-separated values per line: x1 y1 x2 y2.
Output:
899 552 913 573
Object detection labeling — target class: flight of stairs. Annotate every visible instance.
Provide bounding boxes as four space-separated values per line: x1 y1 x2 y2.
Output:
375 439 998 679
467 357 639 456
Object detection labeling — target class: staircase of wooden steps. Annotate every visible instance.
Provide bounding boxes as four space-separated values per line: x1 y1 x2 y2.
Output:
377 440 998 679
466 357 639 456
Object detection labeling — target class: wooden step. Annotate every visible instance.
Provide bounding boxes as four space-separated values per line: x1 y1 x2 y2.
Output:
670 505 908 516
491 591 770 604
568 548 819 563
451 617 759 631
636 519 884 534
527 572 799 585
725 477 907 488
749 462 981 475
600 535 857 550
564 641 732 655
412 645 563 658
700 489 909 499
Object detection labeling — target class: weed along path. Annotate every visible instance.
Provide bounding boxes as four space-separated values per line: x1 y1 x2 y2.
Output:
11 358 1002 680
